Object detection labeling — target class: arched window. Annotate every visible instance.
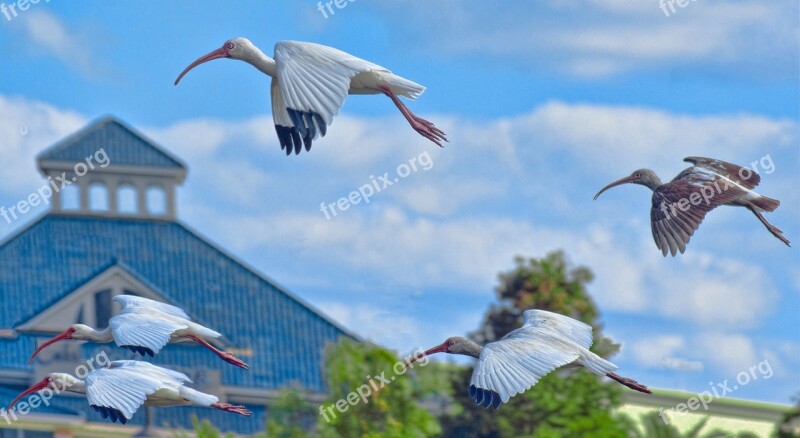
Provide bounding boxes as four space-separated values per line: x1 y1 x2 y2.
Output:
117 184 138 214
88 183 109 211
60 184 80 210
146 186 167 216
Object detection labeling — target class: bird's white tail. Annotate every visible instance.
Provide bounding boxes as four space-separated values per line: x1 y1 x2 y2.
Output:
189 322 222 339
181 387 219 407
579 350 618 376
384 74 426 99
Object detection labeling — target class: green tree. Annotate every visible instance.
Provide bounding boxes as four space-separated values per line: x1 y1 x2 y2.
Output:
440 251 632 437
265 387 314 438
774 393 800 437
317 338 441 438
172 416 235 438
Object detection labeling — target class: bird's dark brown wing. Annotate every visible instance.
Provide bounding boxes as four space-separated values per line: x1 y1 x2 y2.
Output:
682 156 761 189
650 173 747 256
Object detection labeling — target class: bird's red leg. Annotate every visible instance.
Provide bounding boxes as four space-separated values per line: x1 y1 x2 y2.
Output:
379 86 448 147
606 372 652 394
747 205 791 246
211 402 252 416
183 335 249 369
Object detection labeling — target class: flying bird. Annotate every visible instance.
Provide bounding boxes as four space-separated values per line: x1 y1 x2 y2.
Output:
7 360 251 424
411 309 651 409
594 156 790 256
28 295 248 369
175 38 447 155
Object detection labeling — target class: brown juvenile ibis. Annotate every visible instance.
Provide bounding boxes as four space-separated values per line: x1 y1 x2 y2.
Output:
594 156 790 256
410 309 651 409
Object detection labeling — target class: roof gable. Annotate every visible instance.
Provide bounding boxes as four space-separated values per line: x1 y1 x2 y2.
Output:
37 116 186 170
15 264 218 337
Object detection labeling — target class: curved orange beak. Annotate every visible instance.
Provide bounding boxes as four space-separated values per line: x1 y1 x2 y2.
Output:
174 44 231 85
404 341 448 371
421 342 449 358
8 377 51 410
593 175 637 200
28 328 75 364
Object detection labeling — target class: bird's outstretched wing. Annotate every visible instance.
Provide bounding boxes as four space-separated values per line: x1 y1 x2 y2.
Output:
273 41 387 154
113 295 190 320
108 360 192 384
86 362 186 424
520 309 593 349
469 331 580 409
110 312 187 356
651 161 752 256
683 156 761 189
271 78 308 155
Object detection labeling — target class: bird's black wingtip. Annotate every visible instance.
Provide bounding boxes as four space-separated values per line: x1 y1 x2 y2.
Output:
469 385 502 410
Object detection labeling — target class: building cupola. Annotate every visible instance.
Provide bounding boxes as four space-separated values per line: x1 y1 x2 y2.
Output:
36 117 187 220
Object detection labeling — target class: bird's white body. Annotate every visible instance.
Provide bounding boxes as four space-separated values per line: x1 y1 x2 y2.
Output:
31 295 249 368
87 361 218 409
268 41 426 153
469 310 616 406
176 38 445 155
108 295 221 355
20 361 234 425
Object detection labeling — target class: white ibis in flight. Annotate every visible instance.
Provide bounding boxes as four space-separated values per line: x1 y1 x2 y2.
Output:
411 310 651 409
28 295 248 369
7 360 252 424
174 38 447 155
594 156 790 256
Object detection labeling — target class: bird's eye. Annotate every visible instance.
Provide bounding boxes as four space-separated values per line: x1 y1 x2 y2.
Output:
227 43 235 50
447 340 454 347
634 173 641 178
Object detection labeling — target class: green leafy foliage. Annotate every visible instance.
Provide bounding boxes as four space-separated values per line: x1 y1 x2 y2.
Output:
774 392 800 437
173 416 235 438
265 387 316 438
316 338 441 438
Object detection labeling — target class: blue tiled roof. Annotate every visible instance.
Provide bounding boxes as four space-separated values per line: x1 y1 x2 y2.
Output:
0 215 352 434
37 117 186 170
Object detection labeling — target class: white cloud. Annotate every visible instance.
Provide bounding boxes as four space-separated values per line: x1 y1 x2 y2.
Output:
139 100 793 331
628 335 686 368
194 203 782 332
657 256 778 329
0 95 86 196
153 118 242 160
697 333 760 376
318 300 483 356
392 178 507 216
367 1 798 79
13 11 97 76
321 301 423 350
516 101 797 175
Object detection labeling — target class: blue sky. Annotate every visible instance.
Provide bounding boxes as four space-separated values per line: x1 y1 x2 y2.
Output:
0 0 798 405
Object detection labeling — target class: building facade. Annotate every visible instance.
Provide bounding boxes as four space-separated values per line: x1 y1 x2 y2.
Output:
0 117 351 436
